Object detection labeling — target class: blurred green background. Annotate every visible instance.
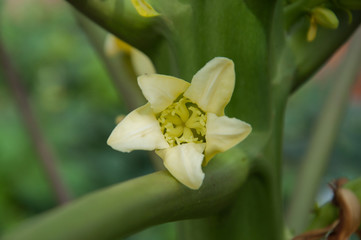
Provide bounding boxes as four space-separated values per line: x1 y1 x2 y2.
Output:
0 0 360 239
283 48 361 205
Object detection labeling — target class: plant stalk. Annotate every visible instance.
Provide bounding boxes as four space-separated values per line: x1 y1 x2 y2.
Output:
2 154 251 240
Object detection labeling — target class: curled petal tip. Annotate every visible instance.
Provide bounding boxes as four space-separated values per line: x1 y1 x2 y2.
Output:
204 113 252 165
156 143 206 190
184 57 235 116
138 74 190 113
107 104 169 152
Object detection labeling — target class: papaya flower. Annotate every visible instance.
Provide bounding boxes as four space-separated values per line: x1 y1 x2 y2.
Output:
107 57 252 190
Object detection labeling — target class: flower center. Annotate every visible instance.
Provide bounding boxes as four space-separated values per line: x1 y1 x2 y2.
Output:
157 97 207 147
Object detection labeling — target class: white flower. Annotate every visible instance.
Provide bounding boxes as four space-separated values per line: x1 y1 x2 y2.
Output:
107 57 252 190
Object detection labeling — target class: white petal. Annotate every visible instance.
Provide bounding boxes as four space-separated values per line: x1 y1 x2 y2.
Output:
104 34 131 56
138 74 190 113
184 57 235 116
104 34 156 75
104 35 119 56
156 143 206 190
204 113 252 165
130 48 156 75
107 103 169 152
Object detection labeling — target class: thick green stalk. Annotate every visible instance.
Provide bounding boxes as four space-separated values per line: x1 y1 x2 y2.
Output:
286 27 361 234
178 158 284 240
2 154 250 240
65 0 161 51
145 1 288 239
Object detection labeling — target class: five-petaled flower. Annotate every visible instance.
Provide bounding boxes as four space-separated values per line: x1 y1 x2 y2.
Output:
107 57 252 190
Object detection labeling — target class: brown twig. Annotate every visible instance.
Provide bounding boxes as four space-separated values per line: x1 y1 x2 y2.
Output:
0 38 71 205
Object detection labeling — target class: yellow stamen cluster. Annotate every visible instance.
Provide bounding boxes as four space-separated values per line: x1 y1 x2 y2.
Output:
157 97 207 147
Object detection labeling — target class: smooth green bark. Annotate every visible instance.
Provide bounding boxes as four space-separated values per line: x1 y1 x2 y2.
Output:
66 0 161 50
2 153 250 240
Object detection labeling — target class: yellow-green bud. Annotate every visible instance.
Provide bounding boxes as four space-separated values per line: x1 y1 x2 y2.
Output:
311 7 339 29
307 16 318 42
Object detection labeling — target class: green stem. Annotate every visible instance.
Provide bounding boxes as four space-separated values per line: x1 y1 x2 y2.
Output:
178 158 284 240
2 154 250 240
66 0 161 51
286 27 361 234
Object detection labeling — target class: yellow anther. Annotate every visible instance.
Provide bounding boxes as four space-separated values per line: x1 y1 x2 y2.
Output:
186 121 203 130
183 127 193 139
157 97 207 147
176 99 190 122
165 115 183 126
167 125 183 138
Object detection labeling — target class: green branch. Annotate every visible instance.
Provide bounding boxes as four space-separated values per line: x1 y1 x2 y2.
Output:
2 153 251 240
65 0 162 51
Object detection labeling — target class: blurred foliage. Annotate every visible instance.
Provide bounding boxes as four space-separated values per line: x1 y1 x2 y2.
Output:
0 0 360 239
283 58 361 205
0 1 174 239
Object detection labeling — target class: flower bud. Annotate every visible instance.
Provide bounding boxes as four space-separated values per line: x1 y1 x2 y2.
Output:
307 16 318 42
311 7 339 29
